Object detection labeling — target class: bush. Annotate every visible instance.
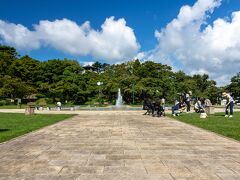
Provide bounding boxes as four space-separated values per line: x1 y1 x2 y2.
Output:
45 98 54 104
0 100 7 106
36 98 47 106
27 102 36 106
65 101 75 106
85 97 99 106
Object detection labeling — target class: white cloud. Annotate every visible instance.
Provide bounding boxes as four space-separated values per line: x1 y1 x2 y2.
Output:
0 20 40 49
0 17 139 62
144 0 240 86
134 52 145 60
82 61 94 66
190 68 210 76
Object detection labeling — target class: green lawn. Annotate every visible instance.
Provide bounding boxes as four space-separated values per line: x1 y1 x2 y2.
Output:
169 112 240 141
0 113 75 143
0 105 27 109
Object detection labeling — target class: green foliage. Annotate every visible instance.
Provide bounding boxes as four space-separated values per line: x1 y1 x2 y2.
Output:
35 98 47 106
0 75 36 99
0 45 18 75
226 72 240 97
0 45 230 105
0 100 7 106
9 55 40 83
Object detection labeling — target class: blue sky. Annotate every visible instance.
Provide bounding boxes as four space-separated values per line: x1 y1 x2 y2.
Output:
1 0 240 85
0 0 238 60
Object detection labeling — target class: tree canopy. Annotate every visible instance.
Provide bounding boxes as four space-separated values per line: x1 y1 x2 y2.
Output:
0 45 238 105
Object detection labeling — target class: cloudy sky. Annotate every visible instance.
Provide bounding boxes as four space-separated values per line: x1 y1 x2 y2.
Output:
0 0 240 85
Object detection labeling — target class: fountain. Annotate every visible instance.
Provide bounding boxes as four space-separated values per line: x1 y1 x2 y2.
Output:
115 88 123 108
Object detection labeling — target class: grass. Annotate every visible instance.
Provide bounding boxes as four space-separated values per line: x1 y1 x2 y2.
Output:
168 112 240 141
0 113 75 143
0 105 27 109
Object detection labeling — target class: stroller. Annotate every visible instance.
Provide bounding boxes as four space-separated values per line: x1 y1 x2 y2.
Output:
143 99 165 117
143 99 154 115
152 101 165 117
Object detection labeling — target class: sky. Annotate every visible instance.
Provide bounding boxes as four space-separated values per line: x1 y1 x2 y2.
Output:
0 0 240 85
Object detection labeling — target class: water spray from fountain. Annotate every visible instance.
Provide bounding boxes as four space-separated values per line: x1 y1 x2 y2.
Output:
116 88 123 107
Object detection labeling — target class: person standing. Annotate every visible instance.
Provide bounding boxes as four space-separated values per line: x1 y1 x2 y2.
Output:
57 101 62 111
222 92 234 118
161 98 165 111
185 92 191 113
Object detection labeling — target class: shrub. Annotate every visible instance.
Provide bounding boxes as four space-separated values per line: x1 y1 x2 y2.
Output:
36 98 47 106
0 100 7 106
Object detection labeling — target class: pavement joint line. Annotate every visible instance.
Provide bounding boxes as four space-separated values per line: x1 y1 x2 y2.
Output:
215 173 224 180
169 173 176 180
57 166 65 175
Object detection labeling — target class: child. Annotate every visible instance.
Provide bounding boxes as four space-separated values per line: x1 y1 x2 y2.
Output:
172 100 180 116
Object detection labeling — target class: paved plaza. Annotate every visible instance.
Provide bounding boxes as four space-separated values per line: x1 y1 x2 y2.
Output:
1 111 240 179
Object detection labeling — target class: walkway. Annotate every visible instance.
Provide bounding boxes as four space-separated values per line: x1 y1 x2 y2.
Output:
1 111 240 179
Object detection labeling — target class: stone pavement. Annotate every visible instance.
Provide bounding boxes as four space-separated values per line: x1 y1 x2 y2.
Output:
1 111 240 179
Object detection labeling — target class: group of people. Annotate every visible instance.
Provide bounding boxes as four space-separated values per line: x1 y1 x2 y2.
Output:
172 96 214 116
143 91 235 118
172 92 192 116
172 91 235 117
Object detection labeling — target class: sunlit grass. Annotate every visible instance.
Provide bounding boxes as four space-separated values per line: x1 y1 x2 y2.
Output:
0 113 75 143
169 112 240 141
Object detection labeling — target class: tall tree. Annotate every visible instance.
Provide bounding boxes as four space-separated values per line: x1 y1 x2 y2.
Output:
227 72 240 97
0 45 18 75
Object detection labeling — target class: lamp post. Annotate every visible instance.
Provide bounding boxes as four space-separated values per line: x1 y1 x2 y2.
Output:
130 67 135 105
127 62 135 105
132 83 135 105
97 81 103 105
157 67 161 97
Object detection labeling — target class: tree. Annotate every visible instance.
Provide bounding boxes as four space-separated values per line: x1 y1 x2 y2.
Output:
0 45 18 75
0 76 36 99
0 45 223 105
227 72 240 97
9 55 40 83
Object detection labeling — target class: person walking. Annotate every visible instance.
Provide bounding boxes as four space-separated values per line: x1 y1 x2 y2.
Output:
222 92 234 118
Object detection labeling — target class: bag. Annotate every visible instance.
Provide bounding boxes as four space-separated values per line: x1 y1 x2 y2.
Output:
200 113 207 119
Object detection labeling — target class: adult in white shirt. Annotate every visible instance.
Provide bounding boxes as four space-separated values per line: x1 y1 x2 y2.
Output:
222 92 234 118
57 101 62 110
185 93 191 112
